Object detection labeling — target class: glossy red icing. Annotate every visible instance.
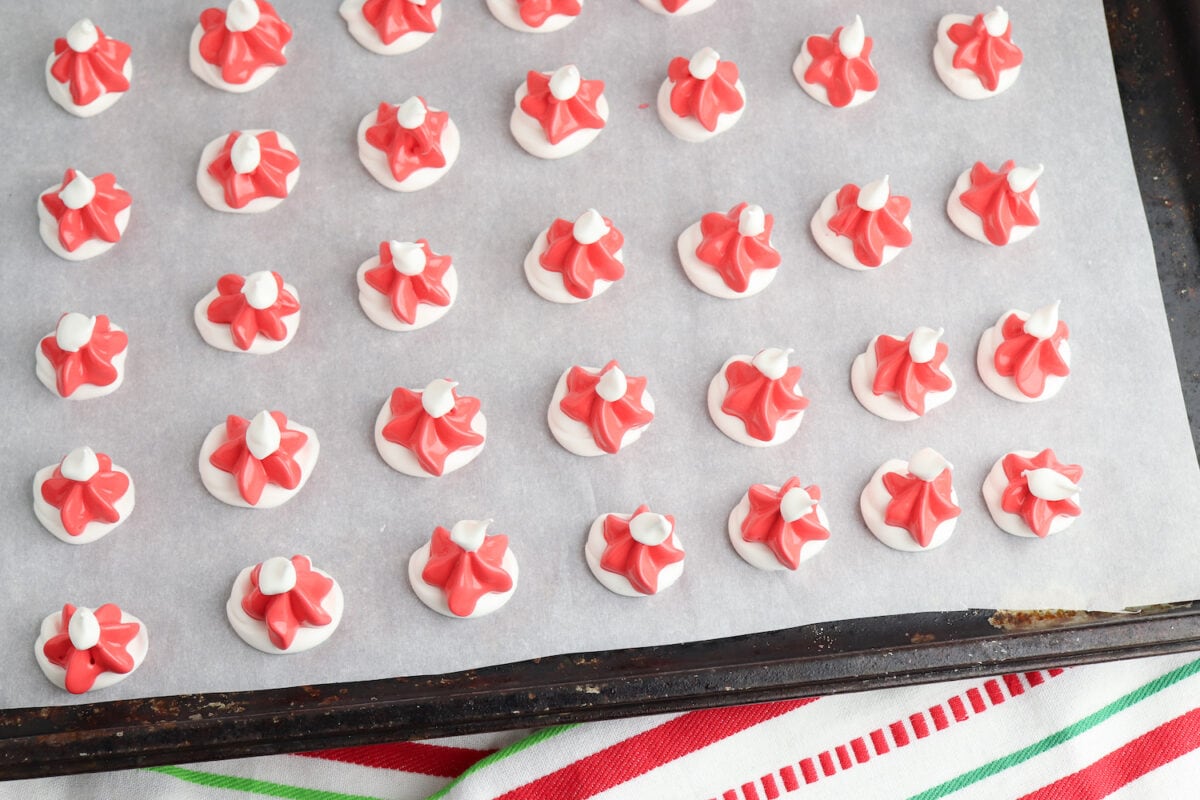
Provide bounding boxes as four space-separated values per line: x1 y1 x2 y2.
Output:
960 161 1040 245
39 314 128 398
827 183 912 268
41 169 131 253
999 449 1083 538
362 0 440 44
517 0 582 27
206 272 300 351
661 0 688 10
720 359 808 442
695 202 781 292
208 412 308 506
667 55 743 131
947 13 1023 91
363 240 453 324
882 465 961 548
42 603 140 694
381 385 484 476
241 555 333 650
40 452 130 537
740 478 829 570
50 25 131 106
600 506 684 595
803 26 879 108
538 215 625 299
872 333 953 415
206 131 299 210
197 0 291 85
520 69 606 145
365 99 449 182
558 361 654 454
421 526 513 617
994 312 1070 398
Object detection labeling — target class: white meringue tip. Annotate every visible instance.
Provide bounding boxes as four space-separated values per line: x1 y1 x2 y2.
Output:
737 204 767 237
908 447 951 481
67 607 101 651
688 47 721 80
595 364 628 402
1023 468 1080 501
549 64 583 101
421 379 459 418
1023 300 1061 339
984 6 1010 37
908 326 945 364
1007 163 1044 193
242 270 280 309
66 19 100 52
397 97 428 129
226 0 262 32
230 133 262 175
246 410 283 460
55 312 97 352
389 241 428 275
857 176 891 211
60 171 97 210
779 486 817 523
450 518 493 552
258 556 299 596
573 209 610 245
752 347 792 380
61 446 102 482
839 14 866 59
629 511 673 546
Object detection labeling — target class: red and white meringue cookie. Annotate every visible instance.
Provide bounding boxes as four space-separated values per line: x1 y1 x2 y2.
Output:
548 361 654 457
46 19 131 117
36 312 128 400
657 47 746 143
861 447 962 552
199 411 320 508
586 506 684 596
949 161 1042 246
811 175 912 271
524 209 625 303
934 6 1023 100
487 0 583 34
35 603 148 694
227 555 344 653
707 348 808 447
983 448 1083 538
977 302 1070 402
196 129 300 214
194 271 301 354
409 520 518 618
793 15 879 109
190 0 292 93
728 477 830 571
375 379 486 478
340 0 442 55
33 447 135 545
677 202 781 299
38 168 132 261
511 65 608 159
637 0 716 16
851 326 957 421
357 97 460 192
357 240 457 332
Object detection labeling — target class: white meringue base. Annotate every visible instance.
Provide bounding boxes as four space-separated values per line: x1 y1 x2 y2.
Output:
226 564 344 653
510 83 608 160
408 541 518 618
707 356 805 447
357 109 460 192
374 398 486 478
947 168 1040 246
189 24 283 93
982 451 1079 539
32 463 135 545
933 14 1020 100
976 313 1071 403
486 0 582 33
198 421 320 509
656 77 745 143
193 282 301 354
676 221 778 299
34 608 148 693
726 487 830 571
546 367 655 457
637 0 716 16
860 459 959 551
35 326 128 400
45 54 131 118
356 257 458 332
196 130 300 214
792 41 876 109
811 189 910 271
37 184 131 262
339 0 442 55
585 513 685 596
850 337 957 422
523 227 622 303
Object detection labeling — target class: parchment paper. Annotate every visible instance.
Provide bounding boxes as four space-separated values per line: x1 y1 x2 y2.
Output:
2 0 1198 708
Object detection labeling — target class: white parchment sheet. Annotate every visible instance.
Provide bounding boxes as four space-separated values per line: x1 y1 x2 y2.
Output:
2 0 1198 707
